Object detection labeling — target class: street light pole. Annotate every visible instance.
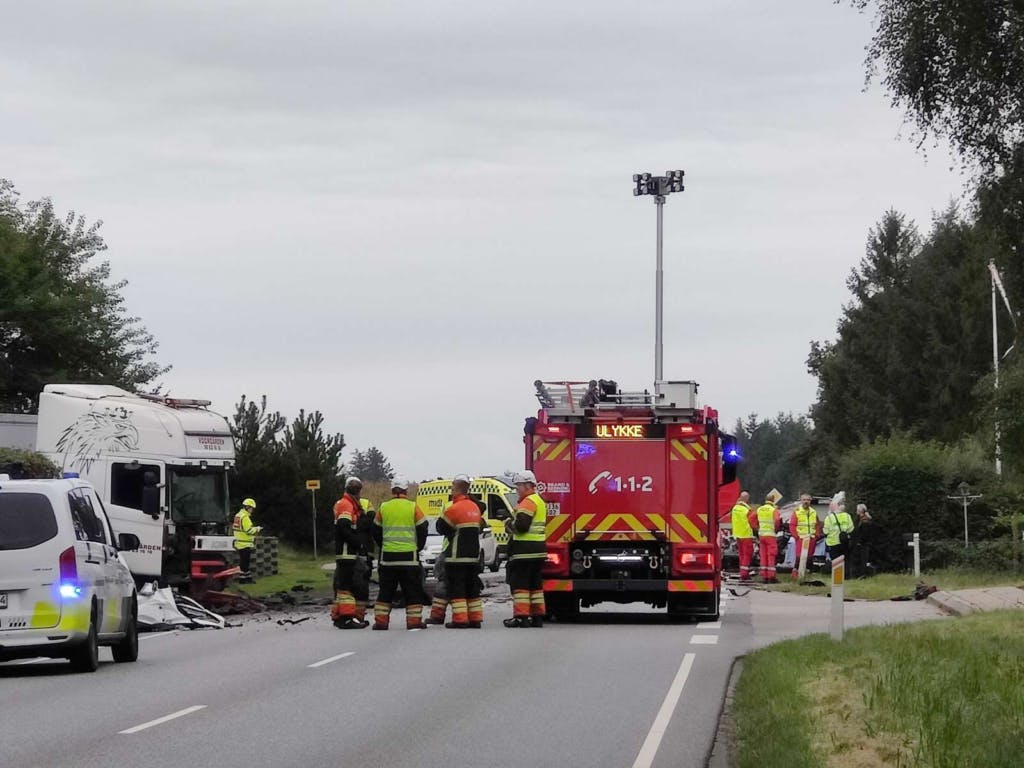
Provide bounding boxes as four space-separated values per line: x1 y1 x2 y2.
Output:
634 170 684 383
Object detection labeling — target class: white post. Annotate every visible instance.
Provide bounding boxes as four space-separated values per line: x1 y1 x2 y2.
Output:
963 497 970 549
830 555 845 641
797 535 810 580
311 488 318 560
906 532 920 578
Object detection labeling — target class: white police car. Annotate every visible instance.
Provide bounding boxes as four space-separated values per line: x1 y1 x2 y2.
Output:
0 475 140 672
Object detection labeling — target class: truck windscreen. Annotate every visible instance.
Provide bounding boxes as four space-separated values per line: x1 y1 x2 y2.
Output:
168 468 229 525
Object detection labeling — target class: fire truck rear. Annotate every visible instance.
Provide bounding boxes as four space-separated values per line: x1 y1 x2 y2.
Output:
527 380 736 620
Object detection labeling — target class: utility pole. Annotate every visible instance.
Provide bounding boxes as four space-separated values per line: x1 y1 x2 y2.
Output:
948 482 982 549
988 259 1017 477
633 170 684 382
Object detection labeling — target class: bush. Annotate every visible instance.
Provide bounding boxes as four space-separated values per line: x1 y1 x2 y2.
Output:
0 447 59 479
920 537 1022 572
838 436 1000 570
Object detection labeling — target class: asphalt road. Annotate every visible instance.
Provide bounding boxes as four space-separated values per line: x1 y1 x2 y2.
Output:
0 584 943 768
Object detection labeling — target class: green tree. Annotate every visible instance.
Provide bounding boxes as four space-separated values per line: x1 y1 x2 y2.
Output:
346 446 394 483
230 395 347 549
851 0 1024 173
734 413 814 502
0 179 167 411
0 447 59 479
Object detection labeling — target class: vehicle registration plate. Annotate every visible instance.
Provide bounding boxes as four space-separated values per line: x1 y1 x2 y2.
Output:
0 593 7 609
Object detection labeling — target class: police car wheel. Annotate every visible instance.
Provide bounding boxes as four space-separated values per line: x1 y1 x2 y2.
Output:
112 612 139 663
69 610 99 673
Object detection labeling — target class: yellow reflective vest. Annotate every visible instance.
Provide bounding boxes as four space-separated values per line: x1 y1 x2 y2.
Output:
823 511 855 546
233 508 258 550
756 504 778 538
731 503 753 539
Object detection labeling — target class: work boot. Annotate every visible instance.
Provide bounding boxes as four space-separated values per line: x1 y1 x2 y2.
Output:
530 616 544 628
503 617 531 628
372 624 388 631
335 618 368 630
468 621 482 629
445 622 469 629
425 617 445 625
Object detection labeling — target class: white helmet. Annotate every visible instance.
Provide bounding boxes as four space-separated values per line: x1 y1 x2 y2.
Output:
346 476 363 488
453 474 472 484
391 476 409 491
513 470 537 485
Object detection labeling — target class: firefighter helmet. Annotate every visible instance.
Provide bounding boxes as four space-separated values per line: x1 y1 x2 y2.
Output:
242 498 256 509
346 476 363 489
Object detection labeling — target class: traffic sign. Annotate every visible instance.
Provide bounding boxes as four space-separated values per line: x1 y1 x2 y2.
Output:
306 479 321 490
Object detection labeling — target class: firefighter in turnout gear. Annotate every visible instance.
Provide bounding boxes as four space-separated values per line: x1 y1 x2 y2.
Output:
790 493 823 580
233 498 261 583
371 477 429 630
730 491 756 581
332 477 371 628
504 470 547 628
755 495 781 583
435 475 484 628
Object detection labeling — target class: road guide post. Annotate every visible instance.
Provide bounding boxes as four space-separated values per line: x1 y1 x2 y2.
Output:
830 554 845 641
306 479 321 559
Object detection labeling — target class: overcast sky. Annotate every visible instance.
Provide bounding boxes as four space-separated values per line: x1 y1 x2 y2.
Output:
2 1 963 481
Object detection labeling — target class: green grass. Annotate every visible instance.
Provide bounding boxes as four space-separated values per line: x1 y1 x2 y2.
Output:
229 545 334 598
762 568 1022 601
734 611 1024 768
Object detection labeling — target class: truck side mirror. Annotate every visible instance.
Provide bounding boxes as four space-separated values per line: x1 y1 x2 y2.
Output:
142 484 160 519
117 533 141 551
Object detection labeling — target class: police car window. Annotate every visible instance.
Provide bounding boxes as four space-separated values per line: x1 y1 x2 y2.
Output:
110 462 161 510
69 490 108 545
0 493 58 550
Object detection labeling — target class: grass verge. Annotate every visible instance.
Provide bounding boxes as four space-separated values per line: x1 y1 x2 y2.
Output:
228 545 334 598
761 568 1022 601
734 611 1024 768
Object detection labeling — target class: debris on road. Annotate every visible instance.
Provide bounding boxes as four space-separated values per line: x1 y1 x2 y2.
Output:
138 584 229 631
890 583 938 602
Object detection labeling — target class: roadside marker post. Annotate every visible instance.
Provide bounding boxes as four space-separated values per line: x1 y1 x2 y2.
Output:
306 480 321 559
907 532 920 577
830 555 845 641
797 535 810 580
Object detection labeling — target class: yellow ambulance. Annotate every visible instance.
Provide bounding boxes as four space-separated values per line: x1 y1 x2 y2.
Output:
414 476 518 568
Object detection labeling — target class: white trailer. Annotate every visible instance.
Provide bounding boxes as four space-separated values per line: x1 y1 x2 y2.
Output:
5 384 237 589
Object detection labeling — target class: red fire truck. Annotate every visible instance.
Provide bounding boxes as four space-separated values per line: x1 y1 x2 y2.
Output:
527 380 737 620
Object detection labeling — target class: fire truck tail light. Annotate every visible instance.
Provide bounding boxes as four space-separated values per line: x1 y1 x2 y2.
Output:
546 551 563 567
677 551 713 568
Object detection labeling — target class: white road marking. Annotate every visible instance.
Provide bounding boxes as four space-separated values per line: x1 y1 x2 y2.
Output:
307 651 355 668
408 628 422 632
696 621 722 630
691 635 719 645
140 632 178 641
119 705 206 735
631 652 696 768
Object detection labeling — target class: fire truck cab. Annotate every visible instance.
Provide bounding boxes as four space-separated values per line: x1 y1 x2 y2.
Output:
527 380 735 620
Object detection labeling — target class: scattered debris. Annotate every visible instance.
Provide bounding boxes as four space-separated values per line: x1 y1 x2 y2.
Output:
276 617 312 626
138 583 228 631
728 588 751 597
891 582 938 601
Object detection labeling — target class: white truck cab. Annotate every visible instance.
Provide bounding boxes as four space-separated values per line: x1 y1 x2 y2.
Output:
30 384 237 589
0 476 140 671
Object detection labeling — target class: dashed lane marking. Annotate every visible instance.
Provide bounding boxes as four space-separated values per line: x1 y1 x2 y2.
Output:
696 621 722 630
631 652 696 768
119 706 206 735
690 635 719 645
307 651 356 669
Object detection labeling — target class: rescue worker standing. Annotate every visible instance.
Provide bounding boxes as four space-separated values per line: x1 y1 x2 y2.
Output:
790 493 823 580
730 491 756 581
232 498 262 583
504 470 547 628
371 477 428 630
436 475 484 628
332 477 370 629
823 499 855 563
755 495 781 583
